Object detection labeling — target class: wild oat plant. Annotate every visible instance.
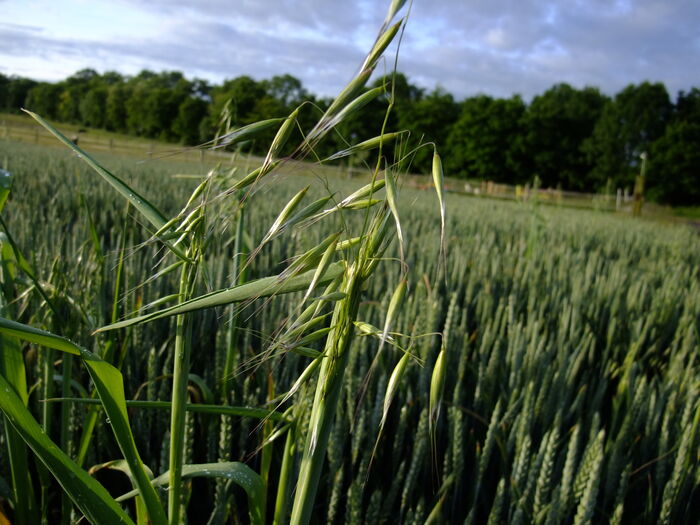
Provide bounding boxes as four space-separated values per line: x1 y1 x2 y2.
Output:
0 1 451 524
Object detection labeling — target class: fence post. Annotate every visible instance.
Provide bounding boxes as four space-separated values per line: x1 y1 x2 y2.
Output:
632 152 647 217
616 188 622 211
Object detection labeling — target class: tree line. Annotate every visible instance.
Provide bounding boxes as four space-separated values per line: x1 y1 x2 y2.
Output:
1 68 698 205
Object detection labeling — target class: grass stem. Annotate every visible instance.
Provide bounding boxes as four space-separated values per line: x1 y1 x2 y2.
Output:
167 263 195 524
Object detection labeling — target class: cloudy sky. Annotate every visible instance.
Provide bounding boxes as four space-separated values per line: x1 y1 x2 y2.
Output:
1 0 698 101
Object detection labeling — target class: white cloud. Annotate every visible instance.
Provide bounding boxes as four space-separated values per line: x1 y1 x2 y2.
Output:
485 28 510 50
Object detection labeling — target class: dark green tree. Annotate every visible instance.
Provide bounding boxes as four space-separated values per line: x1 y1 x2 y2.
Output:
203 76 267 150
125 84 149 136
381 72 424 103
80 86 108 128
675 88 700 123
524 84 607 190
172 96 208 145
57 87 83 123
25 82 62 120
646 88 700 205
210 76 266 126
55 69 100 123
106 84 131 132
68 68 99 83
123 70 191 138
141 87 179 139
398 87 459 172
4 76 37 112
648 121 700 205
191 78 212 100
445 95 527 183
583 82 672 189
262 74 307 110
374 72 424 133
0 73 8 110
101 71 125 86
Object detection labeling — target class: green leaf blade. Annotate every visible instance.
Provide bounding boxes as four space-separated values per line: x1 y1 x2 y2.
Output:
97 261 346 332
0 373 135 525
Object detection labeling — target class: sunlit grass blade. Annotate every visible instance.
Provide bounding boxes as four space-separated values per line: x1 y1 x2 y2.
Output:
301 235 338 303
263 107 300 168
21 109 190 261
361 20 403 71
429 347 446 434
96 261 345 332
231 160 281 192
326 87 384 132
48 398 290 422
385 171 404 261
324 132 403 161
116 463 265 525
382 350 411 428
262 186 310 244
383 0 408 26
213 118 285 149
318 69 372 121
89 460 154 525
22 110 164 228
432 149 446 263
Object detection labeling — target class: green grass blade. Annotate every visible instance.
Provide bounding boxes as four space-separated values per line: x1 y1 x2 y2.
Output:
262 186 310 243
384 172 404 262
47 398 290 421
0 317 82 355
82 356 167 525
22 110 166 229
21 110 189 261
361 20 403 71
0 225 62 321
116 462 264 525
383 0 408 25
89 460 154 525
0 372 134 524
429 347 447 433
0 333 39 525
432 149 446 263
382 350 411 428
324 132 402 161
213 118 285 149
320 68 373 120
0 317 167 525
96 261 346 332
0 334 28 405
273 425 297 525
